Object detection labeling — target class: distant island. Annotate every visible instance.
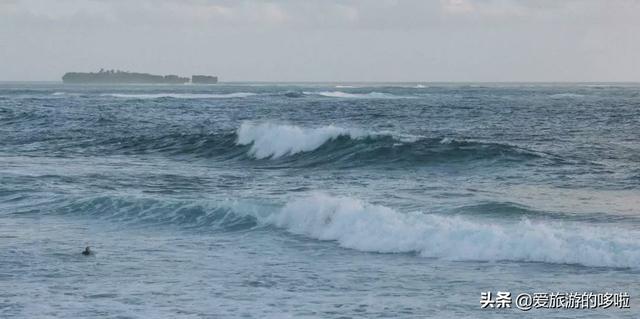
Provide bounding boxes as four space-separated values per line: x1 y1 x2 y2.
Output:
62 69 218 84
191 75 219 84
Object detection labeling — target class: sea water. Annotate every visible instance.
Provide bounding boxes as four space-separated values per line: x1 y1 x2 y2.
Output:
0 83 639 318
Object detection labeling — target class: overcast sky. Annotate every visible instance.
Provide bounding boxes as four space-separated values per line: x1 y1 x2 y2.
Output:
1 0 639 82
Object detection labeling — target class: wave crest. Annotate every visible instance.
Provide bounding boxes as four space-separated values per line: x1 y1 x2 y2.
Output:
236 122 367 159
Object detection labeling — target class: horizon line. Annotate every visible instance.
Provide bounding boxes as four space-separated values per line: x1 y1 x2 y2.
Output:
2 80 640 84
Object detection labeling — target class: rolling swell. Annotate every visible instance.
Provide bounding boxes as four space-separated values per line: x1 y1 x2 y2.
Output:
101 132 246 159
452 201 640 224
42 122 548 168
36 193 640 268
53 196 264 231
8 121 551 168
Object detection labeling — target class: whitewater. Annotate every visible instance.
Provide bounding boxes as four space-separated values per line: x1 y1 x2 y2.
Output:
1 83 638 318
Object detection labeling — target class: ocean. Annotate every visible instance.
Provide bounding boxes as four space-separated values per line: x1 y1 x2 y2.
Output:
0 82 638 318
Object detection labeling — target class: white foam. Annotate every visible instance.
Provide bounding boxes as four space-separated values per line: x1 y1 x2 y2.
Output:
549 93 584 99
102 92 256 99
307 91 408 99
51 92 82 96
267 193 640 268
439 137 455 144
236 122 366 159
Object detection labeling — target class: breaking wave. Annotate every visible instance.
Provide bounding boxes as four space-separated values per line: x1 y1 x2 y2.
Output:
234 122 543 165
45 193 640 268
270 193 640 268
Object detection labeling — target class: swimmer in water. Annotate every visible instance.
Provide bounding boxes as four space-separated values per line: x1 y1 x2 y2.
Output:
82 246 92 256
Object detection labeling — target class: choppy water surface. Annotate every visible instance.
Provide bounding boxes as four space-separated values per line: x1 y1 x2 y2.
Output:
1 83 639 318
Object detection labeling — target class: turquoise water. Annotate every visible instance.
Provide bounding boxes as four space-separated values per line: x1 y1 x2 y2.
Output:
1 83 638 318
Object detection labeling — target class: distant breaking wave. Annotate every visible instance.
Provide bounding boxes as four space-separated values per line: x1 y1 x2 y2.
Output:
51 92 84 97
304 91 412 99
548 93 585 99
101 92 256 99
46 193 640 268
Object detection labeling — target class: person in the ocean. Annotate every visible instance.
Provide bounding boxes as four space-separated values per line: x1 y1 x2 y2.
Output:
82 246 92 256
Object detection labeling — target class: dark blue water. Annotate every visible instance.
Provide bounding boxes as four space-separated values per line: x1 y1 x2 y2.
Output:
1 83 639 318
